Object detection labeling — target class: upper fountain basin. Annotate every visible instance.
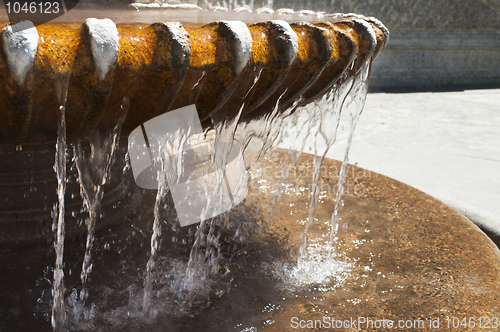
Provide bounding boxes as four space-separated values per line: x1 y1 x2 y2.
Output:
0 10 388 144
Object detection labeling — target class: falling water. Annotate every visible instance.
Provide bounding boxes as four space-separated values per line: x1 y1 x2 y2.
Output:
294 87 343 268
142 162 168 315
328 63 370 252
180 216 222 306
0 3 393 330
265 104 318 221
172 88 294 306
72 97 129 308
179 166 233 307
172 74 264 305
267 62 372 282
141 115 205 311
51 76 70 332
16 15 378 328
273 84 345 268
165 62 373 306
237 90 299 170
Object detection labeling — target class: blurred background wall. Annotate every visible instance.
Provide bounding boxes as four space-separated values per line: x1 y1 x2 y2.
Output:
89 0 500 91
274 0 500 91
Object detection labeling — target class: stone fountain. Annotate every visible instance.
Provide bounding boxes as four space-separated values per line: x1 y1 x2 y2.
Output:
0 7 388 247
0 2 499 332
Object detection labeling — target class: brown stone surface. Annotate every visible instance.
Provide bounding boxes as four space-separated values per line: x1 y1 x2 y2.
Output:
243 21 333 121
244 150 500 330
301 22 356 105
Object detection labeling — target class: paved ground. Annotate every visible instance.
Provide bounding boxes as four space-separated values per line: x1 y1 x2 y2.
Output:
278 89 500 235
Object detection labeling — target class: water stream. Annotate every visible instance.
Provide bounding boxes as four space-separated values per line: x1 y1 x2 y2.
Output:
74 98 129 304
328 64 370 253
51 76 70 332
142 173 167 316
256 63 372 286
155 63 373 313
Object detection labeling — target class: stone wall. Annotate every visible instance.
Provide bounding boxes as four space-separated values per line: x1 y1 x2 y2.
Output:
275 0 500 90
120 0 500 90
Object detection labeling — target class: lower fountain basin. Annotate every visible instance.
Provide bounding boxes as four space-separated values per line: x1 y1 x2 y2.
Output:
2 148 499 330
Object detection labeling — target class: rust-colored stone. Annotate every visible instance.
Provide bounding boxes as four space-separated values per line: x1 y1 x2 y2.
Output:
105 22 191 134
168 23 219 118
365 16 390 60
301 22 357 105
0 51 34 141
169 21 252 121
206 22 276 125
335 18 377 74
30 24 92 140
338 14 389 61
238 21 299 115
0 16 388 144
243 22 333 121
